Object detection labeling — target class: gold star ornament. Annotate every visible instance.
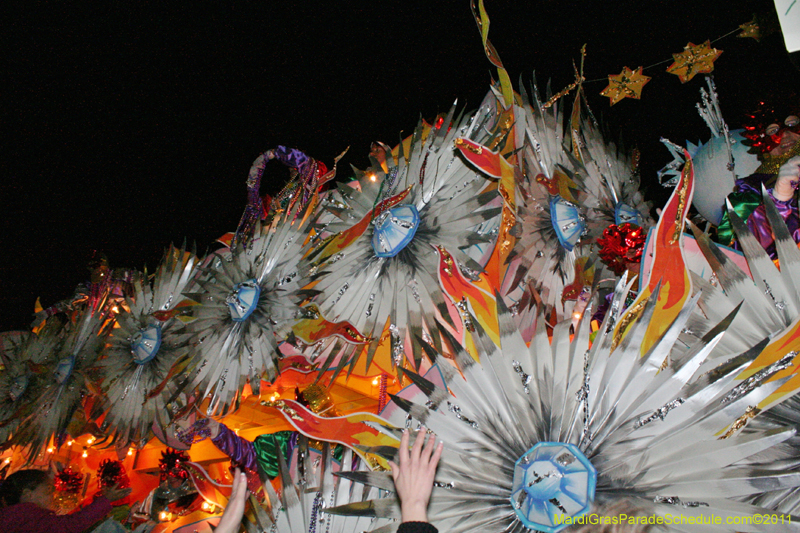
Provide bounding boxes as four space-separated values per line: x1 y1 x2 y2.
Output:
737 17 760 41
600 66 651 106
666 40 723 83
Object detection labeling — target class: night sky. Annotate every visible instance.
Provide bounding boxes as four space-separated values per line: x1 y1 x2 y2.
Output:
3 0 799 331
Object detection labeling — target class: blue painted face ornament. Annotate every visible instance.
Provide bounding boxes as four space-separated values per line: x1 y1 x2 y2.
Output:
549 196 585 251
131 323 163 364
226 279 261 322
510 442 597 532
54 356 75 385
614 202 642 226
371 205 420 258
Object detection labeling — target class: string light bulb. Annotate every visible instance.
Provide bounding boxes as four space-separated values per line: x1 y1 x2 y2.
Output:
82 447 88 458
127 447 134 456
47 447 55 453
66 440 74 446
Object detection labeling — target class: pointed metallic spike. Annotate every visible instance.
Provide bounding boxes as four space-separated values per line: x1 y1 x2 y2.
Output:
762 183 798 251
416 335 441 365
396 359 448 407
392 395 431 425
700 301 742 343
684 337 770 398
334 470 396 491
436 319 477 372
324 498 400 518
352 444 399 462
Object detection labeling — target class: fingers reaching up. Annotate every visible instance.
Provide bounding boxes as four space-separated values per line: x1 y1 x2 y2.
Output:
388 428 443 523
215 468 248 533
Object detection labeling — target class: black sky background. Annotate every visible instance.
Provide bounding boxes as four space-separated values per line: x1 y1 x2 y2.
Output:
3 0 799 331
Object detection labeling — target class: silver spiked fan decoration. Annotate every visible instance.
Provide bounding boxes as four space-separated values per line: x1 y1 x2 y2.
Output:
303 100 502 371
15 304 110 459
95 243 199 447
0 321 64 446
503 81 592 318
244 437 393 533
325 279 800 533
184 207 315 417
574 105 653 237
676 188 800 517
683 187 800 362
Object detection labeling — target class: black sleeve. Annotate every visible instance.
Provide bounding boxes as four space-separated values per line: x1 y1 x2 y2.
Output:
397 522 438 533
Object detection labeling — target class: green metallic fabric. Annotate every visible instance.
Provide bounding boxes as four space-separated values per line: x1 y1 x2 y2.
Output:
253 431 294 479
252 431 346 479
716 191 761 246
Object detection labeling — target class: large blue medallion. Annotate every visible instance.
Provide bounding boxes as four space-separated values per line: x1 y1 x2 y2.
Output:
371 205 420 258
131 323 163 364
550 196 585 251
226 279 261 322
510 442 596 532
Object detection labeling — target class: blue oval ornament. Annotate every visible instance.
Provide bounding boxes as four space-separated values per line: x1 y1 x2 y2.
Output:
614 202 642 226
54 356 75 385
131 323 163 365
550 196 585 252
510 442 597 532
371 205 420 258
226 279 261 322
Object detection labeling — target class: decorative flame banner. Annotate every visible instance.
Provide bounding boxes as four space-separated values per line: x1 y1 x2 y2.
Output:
614 151 694 356
264 399 398 467
435 245 499 358
470 0 514 108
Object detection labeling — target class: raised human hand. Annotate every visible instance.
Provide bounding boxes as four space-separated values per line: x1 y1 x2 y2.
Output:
387 428 443 523
215 468 248 533
174 410 220 446
774 156 800 201
101 482 132 503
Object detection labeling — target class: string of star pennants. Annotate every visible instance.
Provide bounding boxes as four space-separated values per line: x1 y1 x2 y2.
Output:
597 17 760 105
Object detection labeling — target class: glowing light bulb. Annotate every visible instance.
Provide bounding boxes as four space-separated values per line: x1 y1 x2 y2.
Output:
201 501 213 512
573 312 582 319
372 378 379 386
127 448 134 456
368 173 377 182
3 458 11 464
66 440 74 446
82 448 88 458
159 511 172 522
87 436 95 444
47 447 55 453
